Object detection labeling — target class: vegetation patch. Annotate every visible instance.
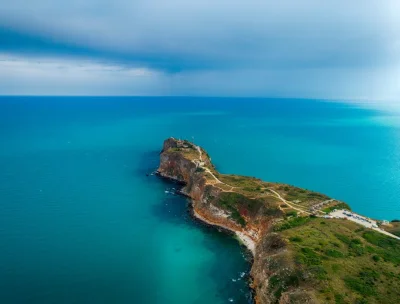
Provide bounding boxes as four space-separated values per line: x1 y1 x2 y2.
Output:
362 231 400 264
289 236 303 243
323 202 351 213
217 174 262 189
274 216 311 231
335 233 351 245
269 270 302 301
349 238 365 256
298 247 322 266
280 219 400 303
278 184 329 205
325 249 345 258
344 269 379 297
285 210 298 217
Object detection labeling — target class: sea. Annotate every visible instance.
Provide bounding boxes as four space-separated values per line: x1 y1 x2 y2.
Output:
0 96 399 304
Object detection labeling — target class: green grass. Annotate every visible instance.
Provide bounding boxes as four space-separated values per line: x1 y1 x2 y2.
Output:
279 185 329 204
325 249 345 258
228 208 246 227
344 269 380 297
216 192 250 226
216 174 262 188
362 231 400 264
289 236 303 242
274 216 312 231
323 202 351 213
285 210 298 217
281 219 400 303
214 191 283 226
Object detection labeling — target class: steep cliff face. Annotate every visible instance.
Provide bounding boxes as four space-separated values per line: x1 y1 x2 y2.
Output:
158 138 210 201
157 138 316 304
158 139 238 233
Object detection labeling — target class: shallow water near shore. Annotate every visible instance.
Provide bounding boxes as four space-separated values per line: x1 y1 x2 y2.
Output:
0 96 399 303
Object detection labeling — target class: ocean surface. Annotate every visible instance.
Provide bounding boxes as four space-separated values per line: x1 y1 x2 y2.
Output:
0 96 399 304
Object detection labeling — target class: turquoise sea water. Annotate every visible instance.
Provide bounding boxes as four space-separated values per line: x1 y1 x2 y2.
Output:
0 96 399 303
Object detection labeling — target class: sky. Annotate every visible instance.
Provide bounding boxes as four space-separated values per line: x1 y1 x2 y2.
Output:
0 1 399 106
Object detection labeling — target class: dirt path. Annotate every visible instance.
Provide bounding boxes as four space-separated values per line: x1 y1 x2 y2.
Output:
193 146 310 209
194 145 235 187
195 145 203 161
268 188 311 215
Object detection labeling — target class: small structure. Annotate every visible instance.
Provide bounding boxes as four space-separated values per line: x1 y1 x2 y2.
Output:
382 220 390 226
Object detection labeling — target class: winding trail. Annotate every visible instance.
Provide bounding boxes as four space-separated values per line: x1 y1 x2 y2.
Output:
195 145 203 161
193 143 400 241
194 145 234 188
268 188 311 215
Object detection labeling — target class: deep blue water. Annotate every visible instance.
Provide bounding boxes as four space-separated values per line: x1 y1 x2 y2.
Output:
0 96 399 303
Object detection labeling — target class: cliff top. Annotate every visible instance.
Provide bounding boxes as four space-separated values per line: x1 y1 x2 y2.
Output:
158 137 400 304
161 137 347 219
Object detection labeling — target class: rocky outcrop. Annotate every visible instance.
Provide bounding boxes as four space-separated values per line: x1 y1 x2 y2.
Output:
157 138 316 304
158 138 256 243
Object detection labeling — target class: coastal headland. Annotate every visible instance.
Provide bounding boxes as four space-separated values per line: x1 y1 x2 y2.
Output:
156 137 400 304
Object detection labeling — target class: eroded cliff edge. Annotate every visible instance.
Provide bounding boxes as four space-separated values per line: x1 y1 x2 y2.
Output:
156 138 400 304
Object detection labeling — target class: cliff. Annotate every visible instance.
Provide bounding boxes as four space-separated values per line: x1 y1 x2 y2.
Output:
157 138 400 304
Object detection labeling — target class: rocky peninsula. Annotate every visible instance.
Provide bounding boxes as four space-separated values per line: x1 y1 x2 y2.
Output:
157 138 400 304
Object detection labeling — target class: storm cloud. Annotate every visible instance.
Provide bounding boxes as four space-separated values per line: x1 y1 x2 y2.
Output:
0 1 399 104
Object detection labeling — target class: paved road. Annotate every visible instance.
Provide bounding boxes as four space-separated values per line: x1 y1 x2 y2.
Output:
329 209 400 240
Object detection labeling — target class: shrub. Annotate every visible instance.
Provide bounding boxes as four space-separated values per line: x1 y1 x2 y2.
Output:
298 247 321 266
289 236 303 242
362 231 400 264
323 202 351 213
334 293 345 304
286 210 298 217
228 208 246 227
372 255 380 262
349 239 365 256
335 233 351 245
309 265 327 280
344 276 376 297
274 217 310 231
325 249 345 258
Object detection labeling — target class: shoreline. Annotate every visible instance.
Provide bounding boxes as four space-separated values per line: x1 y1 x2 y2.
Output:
156 169 256 255
187 199 257 304
156 171 257 302
192 207 256 256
